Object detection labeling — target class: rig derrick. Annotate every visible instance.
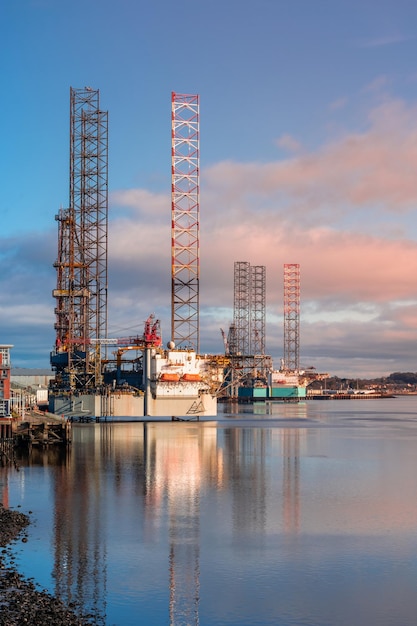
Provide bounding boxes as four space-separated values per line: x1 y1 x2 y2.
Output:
51 87 108 393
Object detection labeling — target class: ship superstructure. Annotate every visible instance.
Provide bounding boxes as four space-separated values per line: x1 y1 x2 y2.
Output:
49 340 219 419
145 345 218 417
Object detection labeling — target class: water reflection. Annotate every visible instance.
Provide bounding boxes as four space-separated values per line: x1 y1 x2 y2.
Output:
49 434 107 625
6 400 417 625
41 423 223 625
144 423 218 626
11 422 313 624
223 400 308 419
283 429 301 534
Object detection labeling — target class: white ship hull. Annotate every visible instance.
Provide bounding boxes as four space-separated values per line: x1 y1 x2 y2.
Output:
49 391 217 419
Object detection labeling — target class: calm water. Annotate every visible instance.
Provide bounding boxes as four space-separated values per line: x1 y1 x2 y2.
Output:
2 397 417 625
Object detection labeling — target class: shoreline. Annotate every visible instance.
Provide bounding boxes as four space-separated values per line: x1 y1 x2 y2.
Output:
0 503 95 625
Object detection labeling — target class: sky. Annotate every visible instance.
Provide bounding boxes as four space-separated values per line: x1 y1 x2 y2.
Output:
2 0 417 378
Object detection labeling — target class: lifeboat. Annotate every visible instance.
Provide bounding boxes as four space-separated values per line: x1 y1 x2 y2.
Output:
182 373 202 382
160 373 180 382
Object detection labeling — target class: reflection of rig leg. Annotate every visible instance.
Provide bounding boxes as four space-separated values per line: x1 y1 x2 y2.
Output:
283 429 300 534
169 498 200 624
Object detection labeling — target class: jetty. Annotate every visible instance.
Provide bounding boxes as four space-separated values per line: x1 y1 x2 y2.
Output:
0 410 71 459
13 410 71 448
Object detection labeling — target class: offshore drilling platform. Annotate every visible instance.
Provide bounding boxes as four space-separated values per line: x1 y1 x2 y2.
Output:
48 88 317 419
49 88 221 419
222 261 317 401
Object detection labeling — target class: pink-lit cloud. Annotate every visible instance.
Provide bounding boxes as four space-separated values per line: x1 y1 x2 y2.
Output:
275 134 304 154
204 99 417 216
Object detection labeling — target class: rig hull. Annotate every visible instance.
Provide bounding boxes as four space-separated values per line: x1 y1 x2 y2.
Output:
49 348 219 419
238 369 308 402
49 391 217 419
238 386 307 401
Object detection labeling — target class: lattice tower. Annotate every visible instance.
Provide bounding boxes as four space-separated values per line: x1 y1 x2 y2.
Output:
171 92 200 351
226 323 237 356
283 263 300 371
251 265 266 356
233 261 251 356
52 87 108 390
53 208 72 353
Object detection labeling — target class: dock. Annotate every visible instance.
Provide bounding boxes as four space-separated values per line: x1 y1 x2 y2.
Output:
13 409 71 448
14 420 71 448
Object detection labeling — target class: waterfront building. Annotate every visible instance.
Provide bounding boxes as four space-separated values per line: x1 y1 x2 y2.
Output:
0 344 13 418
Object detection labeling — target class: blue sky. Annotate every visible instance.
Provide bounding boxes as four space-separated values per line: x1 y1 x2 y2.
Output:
2 0 417 377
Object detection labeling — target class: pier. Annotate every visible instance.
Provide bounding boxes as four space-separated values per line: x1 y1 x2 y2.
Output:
14 419 71 448
0 411 71 458
14 409 71 448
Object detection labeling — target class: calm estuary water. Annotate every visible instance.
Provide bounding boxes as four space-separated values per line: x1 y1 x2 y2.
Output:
2 396 417 625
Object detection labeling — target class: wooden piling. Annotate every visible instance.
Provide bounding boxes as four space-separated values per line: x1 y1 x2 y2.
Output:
0 421 15 466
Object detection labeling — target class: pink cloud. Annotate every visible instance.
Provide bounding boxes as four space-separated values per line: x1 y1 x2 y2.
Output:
204 98 417 213
275 134 304 154
328 97 347 111
200 225 417 304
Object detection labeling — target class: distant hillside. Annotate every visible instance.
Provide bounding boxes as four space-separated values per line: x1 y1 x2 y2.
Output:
380 372 417 385
309 372 417 390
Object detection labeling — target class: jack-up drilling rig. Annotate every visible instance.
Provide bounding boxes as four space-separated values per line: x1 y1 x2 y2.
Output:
49 89 220 419
51 87 108 391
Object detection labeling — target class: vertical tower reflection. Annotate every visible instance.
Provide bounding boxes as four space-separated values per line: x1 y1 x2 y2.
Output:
282 429 301 534
144 422 218 626
226 427 268 535
52 428 108 626
222 418 305 537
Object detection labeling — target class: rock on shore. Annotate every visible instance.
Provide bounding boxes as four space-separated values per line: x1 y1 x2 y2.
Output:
0 503 95 625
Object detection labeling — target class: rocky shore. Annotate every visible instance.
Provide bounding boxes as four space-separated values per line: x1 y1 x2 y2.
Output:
0 503 95 625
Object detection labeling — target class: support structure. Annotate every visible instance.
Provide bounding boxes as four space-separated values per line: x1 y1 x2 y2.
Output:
283 263 300 372
226 262 268 397
233 261 251 356
251 265 266 356
51 87 108 390
171 92 200 351
232 262 266 357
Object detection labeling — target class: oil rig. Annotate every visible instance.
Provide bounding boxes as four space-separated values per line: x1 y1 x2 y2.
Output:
49 88 221 419
221 262 319 401
48 88 319 419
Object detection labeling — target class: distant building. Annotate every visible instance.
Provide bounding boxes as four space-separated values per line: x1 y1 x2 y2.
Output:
10 368 54 389
0 344 13 418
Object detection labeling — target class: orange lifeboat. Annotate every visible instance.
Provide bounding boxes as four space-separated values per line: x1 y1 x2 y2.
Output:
160 373 180 382
182 373 202 382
